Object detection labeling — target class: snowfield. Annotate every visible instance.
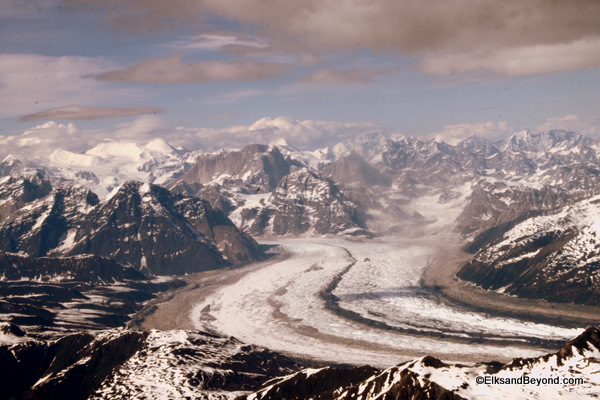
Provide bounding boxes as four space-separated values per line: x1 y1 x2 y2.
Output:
191 237 583 367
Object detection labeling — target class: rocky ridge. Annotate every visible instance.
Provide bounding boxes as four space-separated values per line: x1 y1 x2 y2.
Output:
0 179 263 276
246 326 600 400
4 324 597 400
458 194 600 305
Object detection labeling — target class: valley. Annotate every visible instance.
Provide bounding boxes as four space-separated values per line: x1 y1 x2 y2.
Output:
133 235 584 367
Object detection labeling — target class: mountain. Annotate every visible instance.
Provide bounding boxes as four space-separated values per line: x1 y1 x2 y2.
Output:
0 181 263 275
320 152 391 187
0 182 99 257
0 170 52 223
328 132 396 163
0 156 26 177
0 328 302 400
246 326 600 400
0 251 144 284
456 182 572 238
238 168 370 237
3 326 598 399
2 137 203 199
171 143 293 193
171 144 371 237
5 128 600 302
457 194 600 305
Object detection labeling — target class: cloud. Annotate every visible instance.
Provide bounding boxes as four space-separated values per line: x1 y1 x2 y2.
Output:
64 0 600 77
299 67 393 84
429 121 512 145
95 54 290 83
1 116 385 162
0 53 144 119
169 32 268 52
0 121 89 159
0 116 179 160
207 89 264 105
0 0 57 18
420 37 600 77
537 114 600 137
235 116 383 150
20 105 162 122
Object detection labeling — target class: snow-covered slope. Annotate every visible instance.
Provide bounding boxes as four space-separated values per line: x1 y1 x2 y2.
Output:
0 328 302 400
3 134 201 199
4 326 599 400
459 194 600 305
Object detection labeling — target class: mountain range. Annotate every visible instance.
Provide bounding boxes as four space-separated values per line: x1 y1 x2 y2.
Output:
3 126 600 398
4 128 600 308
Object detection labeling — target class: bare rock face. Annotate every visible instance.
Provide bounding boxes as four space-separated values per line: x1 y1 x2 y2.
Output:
0 182 98 257
172 144 292 192
456 182 571 238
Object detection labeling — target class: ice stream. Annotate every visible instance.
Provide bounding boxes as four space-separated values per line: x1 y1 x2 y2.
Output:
191 237 583 367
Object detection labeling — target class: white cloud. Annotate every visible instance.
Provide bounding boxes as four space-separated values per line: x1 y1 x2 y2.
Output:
177 116 379 151
429 121 512 145
1 115 385 162
0 121 90 159
169 33 268 51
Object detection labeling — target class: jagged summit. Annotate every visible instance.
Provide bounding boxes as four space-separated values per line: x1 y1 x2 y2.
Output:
242 168 369 237
0 180 262 275
501 129 590 153
172 143 292 192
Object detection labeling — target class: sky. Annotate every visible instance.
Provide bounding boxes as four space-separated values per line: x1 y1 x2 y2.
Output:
1 0 600 150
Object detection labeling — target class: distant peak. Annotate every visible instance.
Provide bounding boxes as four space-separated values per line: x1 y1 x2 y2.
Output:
2 154 20 163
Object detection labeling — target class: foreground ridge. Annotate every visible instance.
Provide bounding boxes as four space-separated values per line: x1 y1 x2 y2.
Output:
1 326 599 399
247 326 600 400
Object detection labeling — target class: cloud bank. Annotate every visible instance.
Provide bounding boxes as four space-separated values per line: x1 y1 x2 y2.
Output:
0 116 386 162
64 0 600 77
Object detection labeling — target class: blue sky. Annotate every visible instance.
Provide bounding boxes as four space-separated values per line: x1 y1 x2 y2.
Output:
1 0 600 149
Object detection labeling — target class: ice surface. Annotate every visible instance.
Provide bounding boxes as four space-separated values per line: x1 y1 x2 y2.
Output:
191 237 578 367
